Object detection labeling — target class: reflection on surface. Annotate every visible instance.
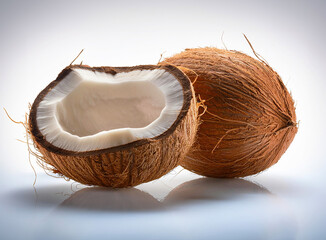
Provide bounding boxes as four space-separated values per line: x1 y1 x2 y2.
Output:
6 177 272 212
57 178 271 211
164 178 271 205
59 187 162 212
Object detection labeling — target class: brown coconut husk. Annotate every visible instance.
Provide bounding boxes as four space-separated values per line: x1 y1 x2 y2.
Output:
28 64 198 187
161 47 297 178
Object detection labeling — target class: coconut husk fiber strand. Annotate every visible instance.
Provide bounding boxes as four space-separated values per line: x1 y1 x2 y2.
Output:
28 64 198 187
162 48 297 177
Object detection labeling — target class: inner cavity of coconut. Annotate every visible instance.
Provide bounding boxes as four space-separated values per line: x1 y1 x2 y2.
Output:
36 68 184 151
56 79 165 137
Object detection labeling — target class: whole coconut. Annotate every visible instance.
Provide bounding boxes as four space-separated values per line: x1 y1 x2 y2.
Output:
162 47 297 178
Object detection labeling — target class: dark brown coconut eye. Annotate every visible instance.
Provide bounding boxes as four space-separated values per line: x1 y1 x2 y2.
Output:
162 48 297 178
29 64 198 187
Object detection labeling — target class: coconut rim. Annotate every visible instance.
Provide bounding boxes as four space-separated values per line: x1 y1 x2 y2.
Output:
29 64 193 156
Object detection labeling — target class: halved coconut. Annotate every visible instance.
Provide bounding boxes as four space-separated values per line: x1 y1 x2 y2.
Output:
29 64 197 187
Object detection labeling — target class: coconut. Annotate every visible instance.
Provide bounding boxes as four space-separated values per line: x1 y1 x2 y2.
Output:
28 64 198 187
161 48 297 177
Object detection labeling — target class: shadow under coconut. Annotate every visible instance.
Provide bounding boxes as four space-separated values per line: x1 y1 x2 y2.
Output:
6 184 163 212
58 187 163 212
164 177 272 206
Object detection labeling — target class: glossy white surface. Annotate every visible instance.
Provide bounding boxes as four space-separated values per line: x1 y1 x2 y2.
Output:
1 0 325 239
0 169 325 240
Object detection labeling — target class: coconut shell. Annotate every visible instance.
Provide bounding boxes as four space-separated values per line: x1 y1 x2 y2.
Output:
29 64 198 187
162 48 297 177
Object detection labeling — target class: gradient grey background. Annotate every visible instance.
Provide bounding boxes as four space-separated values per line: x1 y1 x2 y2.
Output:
0 0 325 239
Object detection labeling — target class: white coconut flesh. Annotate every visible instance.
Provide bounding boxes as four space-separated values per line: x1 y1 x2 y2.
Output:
36 68 184 152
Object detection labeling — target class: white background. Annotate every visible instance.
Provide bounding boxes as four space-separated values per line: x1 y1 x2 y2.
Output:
0 0 325 239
